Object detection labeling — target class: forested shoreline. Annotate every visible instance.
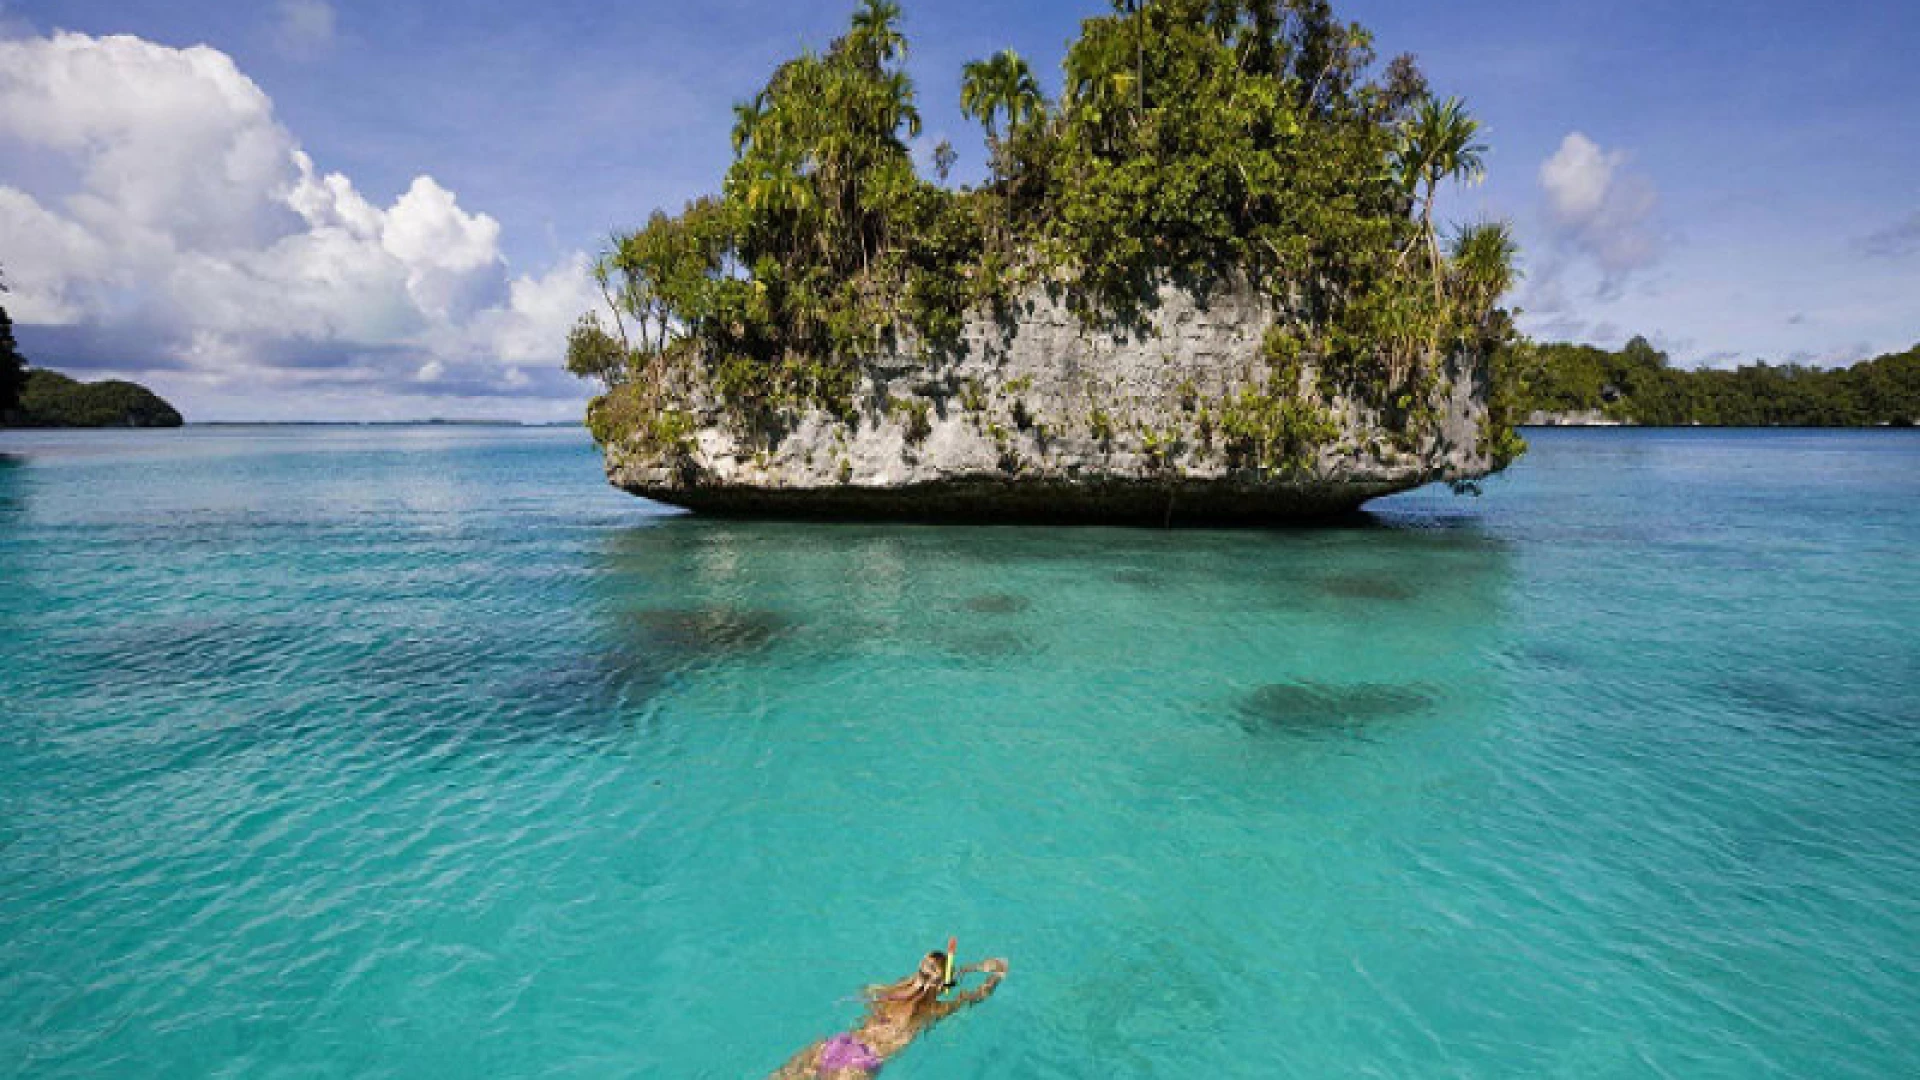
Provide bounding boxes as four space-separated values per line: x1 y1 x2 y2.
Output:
1508 337 1920 428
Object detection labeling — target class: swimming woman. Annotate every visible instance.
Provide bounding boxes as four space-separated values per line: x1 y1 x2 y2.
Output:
770 948 1007 1078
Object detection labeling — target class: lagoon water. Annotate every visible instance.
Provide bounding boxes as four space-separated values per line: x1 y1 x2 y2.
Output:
1 426 1916 1077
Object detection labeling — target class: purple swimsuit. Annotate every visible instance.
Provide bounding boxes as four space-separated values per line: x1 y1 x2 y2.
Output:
818 1032 883 1075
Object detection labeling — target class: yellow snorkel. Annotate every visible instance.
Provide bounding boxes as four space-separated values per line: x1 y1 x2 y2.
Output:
944 937 957 991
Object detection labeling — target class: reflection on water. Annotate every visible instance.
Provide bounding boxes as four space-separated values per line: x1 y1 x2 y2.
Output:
0 453 23 517
622 605 792 655
586 515 1517 758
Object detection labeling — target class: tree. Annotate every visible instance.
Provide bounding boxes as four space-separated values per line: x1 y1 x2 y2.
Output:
731 94 768 155
849 0 907 67
0 265 27 418
1509 336 1920 427
569 0 1525 458
564 313 630 390
932 139 958 183
1118 0 1146 114
1395 96 1486 300
960 49 1045 142
1450 220 1518 322
591 251 633 354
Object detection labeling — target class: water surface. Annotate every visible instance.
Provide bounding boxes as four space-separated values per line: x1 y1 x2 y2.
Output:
2 426 1916 1077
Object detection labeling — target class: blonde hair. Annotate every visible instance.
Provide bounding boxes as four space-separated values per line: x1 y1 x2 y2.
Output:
861 952 947 1011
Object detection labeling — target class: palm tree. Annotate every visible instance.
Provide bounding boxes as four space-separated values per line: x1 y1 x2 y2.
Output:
1116 0 1146 114
849 0 906 68
881 68 922 139
960 49 1045 141
743 154 816 217
730 94 767 155
1061 27 1133 145
1395 96 1487 300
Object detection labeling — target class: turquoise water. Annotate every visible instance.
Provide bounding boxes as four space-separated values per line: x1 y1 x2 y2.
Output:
2 426 1916 1078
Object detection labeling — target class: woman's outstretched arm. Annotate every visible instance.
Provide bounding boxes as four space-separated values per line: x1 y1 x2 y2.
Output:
930 958 1007 1019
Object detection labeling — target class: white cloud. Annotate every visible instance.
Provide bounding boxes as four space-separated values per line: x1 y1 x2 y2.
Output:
0 33 295 249
274 0 337 57
0 31 597 417
1540 133 1615 220
1535 132 1663 301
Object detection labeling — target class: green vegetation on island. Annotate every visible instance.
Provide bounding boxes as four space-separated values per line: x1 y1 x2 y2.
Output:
1509 337 1920 427
5 369 185 428
569 0 1526 472
1 265 183 429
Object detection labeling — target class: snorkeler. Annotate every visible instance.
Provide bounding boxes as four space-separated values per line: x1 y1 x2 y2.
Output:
770 945 1007 1078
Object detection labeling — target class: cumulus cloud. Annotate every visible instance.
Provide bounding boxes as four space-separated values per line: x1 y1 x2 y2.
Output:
273 0 337 57
1535 132 1663 302
0 31 596 417
1852 210 1920 260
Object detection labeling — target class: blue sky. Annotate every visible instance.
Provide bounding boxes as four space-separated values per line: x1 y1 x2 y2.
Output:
2 0 1917 420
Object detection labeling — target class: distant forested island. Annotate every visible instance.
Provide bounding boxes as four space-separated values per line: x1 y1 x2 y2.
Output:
5 370 184 428
2 279 183 428
1509 337 1920 427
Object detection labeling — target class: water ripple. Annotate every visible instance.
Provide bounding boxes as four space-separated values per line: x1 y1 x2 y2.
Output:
2 427 1918 1077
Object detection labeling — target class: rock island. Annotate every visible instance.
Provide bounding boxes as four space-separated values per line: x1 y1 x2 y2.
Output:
570 0 1527 523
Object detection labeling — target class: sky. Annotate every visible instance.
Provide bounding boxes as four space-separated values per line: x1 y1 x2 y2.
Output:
1 0 1917 422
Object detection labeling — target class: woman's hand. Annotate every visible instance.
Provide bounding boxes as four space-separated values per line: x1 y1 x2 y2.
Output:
960 958 1008 977
940 957 1007 1010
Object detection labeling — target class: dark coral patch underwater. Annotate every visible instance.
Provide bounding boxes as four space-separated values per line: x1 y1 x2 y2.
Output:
1237 680 1438 736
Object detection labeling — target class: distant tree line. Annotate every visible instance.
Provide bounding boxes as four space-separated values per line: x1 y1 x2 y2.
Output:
1508 336 1920 427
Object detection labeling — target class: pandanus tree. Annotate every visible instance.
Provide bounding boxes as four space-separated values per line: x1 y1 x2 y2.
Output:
959 49 1045 141
1395 96 1487 300
1450 220 1519 322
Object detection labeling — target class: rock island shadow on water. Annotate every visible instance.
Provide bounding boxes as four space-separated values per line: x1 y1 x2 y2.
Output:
478 603 800 750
